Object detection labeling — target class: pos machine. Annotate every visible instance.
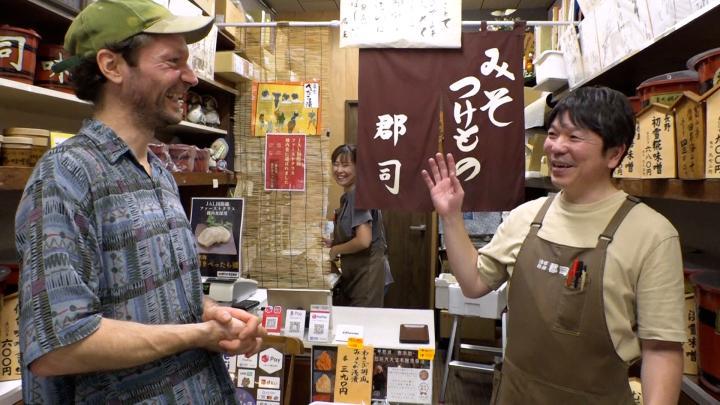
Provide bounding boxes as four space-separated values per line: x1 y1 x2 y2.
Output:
202 277 258 305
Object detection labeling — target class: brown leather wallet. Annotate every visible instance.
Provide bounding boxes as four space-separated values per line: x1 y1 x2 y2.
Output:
399 323 429 344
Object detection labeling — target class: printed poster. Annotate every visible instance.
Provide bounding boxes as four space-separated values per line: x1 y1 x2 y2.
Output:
252 81 321 136
372 348 432 402
264 133 306 191
190 198 245 279
339 0 461 48
386 367 433 404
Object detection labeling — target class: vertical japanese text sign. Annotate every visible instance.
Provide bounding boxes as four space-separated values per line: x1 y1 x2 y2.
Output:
356 27 525 211
264 133 307 191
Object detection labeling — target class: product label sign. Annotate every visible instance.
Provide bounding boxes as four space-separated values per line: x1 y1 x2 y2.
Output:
258 348 283 374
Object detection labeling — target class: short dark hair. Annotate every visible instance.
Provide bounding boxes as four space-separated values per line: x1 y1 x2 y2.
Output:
331 144 357 164
546 86 635 156
70 34 154 103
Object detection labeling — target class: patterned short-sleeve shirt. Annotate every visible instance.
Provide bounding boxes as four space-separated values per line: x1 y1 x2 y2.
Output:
15 119 236 404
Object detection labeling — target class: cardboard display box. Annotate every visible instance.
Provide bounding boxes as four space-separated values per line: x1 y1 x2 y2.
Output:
215 0 246 45
215 51 253 83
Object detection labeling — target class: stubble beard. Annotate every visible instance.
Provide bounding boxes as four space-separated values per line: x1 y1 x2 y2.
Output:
128 84 182 132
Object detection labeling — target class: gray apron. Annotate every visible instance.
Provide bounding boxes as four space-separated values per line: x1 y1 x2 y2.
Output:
333 204 385 308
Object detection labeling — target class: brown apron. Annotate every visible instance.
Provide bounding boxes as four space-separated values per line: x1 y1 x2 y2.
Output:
492 195 640 404
333 208 385 308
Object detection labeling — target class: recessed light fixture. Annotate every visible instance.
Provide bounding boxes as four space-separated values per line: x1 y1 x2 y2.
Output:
491 8 517 17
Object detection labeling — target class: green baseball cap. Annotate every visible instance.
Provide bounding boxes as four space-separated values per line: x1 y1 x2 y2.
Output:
52 0 214 73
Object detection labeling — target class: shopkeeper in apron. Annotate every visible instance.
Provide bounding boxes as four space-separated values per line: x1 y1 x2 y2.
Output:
422 87 685 404
326 144 391 307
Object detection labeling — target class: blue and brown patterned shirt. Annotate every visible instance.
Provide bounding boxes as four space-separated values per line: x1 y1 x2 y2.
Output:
15 119 236 404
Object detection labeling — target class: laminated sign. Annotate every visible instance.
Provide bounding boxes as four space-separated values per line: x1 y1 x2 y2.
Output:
190 198 245 279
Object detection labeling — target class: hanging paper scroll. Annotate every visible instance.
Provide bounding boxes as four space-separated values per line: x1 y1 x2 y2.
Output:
339 0 461 48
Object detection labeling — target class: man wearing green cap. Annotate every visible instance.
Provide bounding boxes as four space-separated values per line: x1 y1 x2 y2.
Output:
15 1 264 403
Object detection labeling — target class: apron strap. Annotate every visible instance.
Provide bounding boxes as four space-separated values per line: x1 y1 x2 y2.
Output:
530 194 556 230
596 195 641 249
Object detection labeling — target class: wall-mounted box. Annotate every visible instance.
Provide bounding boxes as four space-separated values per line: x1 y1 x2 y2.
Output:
533 50 568 92
215 51 253 83
215 0 246 45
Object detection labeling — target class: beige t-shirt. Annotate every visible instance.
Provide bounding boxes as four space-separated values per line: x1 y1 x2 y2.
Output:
477 190 686 363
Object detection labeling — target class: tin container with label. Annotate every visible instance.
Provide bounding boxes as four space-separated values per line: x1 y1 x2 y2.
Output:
687 47 720 94
636 70 699 108
1 136 33 167
34 44 72 93
5 127 50 165
0 25 41 85
690 271 720 399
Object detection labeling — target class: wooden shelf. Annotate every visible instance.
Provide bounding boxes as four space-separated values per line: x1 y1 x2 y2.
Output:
0 77 91 120
525 176 720 203
6 0 74 45
197 76 239 96
0 167 35 191
0 167 234 190
173 172 235 186
217 29 238 52
0 78 230 137
524 176 557 191
571 3 720 95
165 121 228 136
533 77 568 93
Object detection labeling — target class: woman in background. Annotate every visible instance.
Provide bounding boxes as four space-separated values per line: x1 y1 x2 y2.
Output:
326 144 391 307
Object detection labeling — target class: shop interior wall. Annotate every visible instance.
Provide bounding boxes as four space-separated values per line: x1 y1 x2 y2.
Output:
278 10 358 218
274 9 720 274
3 9 719 279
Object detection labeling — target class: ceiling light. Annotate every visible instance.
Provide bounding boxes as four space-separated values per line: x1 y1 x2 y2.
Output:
492 8 517 17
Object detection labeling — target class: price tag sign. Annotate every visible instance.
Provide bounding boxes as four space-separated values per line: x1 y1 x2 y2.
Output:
418 348 435 360
347 337 364 349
